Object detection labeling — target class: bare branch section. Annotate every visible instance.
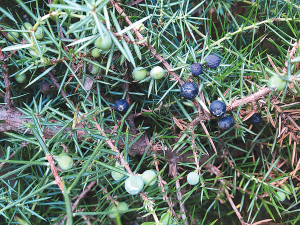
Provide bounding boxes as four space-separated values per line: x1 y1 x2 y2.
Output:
227 87 271 111
46 154 64 192
0 48 13 108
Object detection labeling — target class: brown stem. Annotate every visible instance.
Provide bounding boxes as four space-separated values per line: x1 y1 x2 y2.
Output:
175 179 189 225
46 154 64 192
153 153 175 215
0 27 11 42
0 48 13 108
227 87 271 111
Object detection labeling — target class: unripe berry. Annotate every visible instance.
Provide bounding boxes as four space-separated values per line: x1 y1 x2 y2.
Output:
111 167 125 181
108 205 118 218
142 170 157 186
160 211 172 225
150 66 165 80
268 75 287 92
15 74 26 83
21 22 33 31
95 34 112 50
276 191 286 201
7 31 19 42
89 64 100 75
132 67 147 81
117 202 129 212
124 175 144 195
187 172 199 185
35 27 45 40
57 152 73 170
91 48 101 58
282 184 292 194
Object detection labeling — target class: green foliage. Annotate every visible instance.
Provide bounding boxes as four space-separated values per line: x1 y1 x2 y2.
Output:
0 0 300 224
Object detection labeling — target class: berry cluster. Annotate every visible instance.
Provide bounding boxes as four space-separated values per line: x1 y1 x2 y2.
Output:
124 170 157 195
111 168 157 195
179 54 222 101
108 202 129 218
190 54 221 76
209 100 235 130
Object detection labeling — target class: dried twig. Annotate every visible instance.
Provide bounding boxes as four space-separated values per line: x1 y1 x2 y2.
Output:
46 154 64 192
0 48 13 108
153 153 175 215
227 87 271 111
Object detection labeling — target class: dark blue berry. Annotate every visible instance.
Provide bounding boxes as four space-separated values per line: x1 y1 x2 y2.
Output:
249 113 262 124
209 100 226 117
190 63 203 76
205 55 221 69
114 99 129 113
180 82 199 100
218 116 235 130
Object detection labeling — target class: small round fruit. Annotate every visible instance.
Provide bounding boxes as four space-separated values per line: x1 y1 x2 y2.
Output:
205 55 221 68
124 175 144 195
15 74 26 83
276 191 286 201
190 63 203 76
187 172 199 185
282 184 292 194
268 75 287 92
209 100 226 117
218 116 235 130
41 81 51 94
108 205 118 218
57 152 73 170
114 99 129 114
180 82 199 100
95 34 112 50
89 65 100 74
7 31 19 42
21 22 33 31
150 66 165 80
160 212 172 225
111 167 125 181
142 170 157 186
133 67 147 81
249 113 262 124
225 2 231 9
35 27 45 40
117 202 129 212
91 48 101 58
